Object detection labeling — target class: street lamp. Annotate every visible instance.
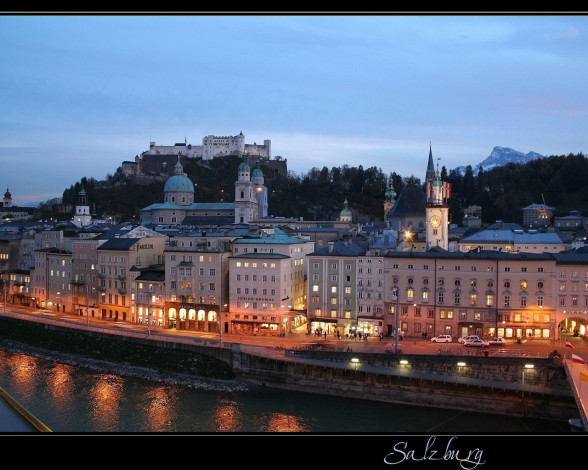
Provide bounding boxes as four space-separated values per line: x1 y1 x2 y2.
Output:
394 286 400 354
86 286 89 327
146 285 153 337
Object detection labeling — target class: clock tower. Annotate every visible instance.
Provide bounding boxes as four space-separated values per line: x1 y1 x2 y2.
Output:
425 150 451 250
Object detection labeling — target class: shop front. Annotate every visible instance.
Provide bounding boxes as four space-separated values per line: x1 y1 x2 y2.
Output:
357 317 384 338
166 302 219 332
309 318 339 338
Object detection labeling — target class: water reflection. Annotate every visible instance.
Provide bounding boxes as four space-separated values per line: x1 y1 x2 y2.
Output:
88 375 124 432
0 349 570 433
141 386 180 432
213 397 242 432
264 412 308 432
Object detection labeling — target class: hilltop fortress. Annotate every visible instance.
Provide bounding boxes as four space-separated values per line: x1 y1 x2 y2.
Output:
121 132 287 183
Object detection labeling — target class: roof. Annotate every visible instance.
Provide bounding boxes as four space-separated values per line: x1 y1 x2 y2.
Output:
135 270 165 282
460 229 563 245
97 237 141 251
230 253 289 259
386 188 426 218
383 249 554 261
553 250 588 264
141 202 235 212
309 238 367 256
232 227 309 245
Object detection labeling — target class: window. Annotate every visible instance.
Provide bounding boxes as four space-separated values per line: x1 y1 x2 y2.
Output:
537 296 543 307
504 295 510 307
470 294 477 306
486 294 493 306
454 292 460 304
521 281 528 289
521 295 527 307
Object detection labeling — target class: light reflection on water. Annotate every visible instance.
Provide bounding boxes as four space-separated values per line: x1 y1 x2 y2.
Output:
0 349 570 433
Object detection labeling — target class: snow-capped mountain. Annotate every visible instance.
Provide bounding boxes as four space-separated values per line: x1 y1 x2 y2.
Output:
454 146 544 175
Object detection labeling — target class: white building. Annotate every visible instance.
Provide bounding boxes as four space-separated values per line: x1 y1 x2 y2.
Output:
227 227 314 335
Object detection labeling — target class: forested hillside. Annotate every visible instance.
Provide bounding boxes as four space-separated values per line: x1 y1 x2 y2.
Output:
42 152 587 227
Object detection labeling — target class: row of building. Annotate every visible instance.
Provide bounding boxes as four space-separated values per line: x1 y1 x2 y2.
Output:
1 146 588 341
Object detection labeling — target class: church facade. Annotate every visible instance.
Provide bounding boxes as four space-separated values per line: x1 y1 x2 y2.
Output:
140 155 268 226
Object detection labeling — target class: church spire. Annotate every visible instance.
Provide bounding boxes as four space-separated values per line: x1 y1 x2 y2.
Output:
426 142 435 184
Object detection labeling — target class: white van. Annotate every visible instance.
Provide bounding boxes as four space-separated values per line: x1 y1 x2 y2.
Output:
431 334 453 343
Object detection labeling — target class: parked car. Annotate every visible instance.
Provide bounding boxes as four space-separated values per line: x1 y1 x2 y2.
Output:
431 334 453 343
464 338 490 347
458 335 480 344
487 337 506 346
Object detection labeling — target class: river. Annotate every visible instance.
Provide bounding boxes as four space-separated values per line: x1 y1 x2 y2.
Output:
0 348 571 434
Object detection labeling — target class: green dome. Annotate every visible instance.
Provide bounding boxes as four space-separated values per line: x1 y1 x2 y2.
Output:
238 154 250 172
164 174 194 193
252 161 263 178
340 198 352 218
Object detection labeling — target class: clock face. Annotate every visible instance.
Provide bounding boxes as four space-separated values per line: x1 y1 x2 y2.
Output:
430 216 441 228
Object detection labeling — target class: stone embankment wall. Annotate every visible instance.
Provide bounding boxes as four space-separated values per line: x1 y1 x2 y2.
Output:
233 348 578 422
0 316 579 422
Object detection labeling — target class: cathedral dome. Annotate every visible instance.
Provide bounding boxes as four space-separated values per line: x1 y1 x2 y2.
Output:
164 174 195 193
164 158 194 193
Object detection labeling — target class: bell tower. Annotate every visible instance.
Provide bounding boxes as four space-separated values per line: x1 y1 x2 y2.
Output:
425 148 451 250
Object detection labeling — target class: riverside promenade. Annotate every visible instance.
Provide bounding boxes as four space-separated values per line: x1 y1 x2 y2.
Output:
1 303 587 431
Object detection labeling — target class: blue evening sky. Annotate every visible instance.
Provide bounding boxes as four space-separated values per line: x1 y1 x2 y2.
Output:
1 14 587 205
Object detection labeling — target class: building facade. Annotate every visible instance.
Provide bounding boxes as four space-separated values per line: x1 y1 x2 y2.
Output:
227 227 314 336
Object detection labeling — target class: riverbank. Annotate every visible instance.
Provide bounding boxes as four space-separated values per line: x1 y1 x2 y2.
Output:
0 339 249 393
0 314 580 424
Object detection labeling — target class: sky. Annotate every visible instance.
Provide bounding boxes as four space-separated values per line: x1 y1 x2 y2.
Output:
1 14 588 206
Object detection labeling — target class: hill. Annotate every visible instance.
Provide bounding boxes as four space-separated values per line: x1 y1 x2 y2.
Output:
36 150 588 227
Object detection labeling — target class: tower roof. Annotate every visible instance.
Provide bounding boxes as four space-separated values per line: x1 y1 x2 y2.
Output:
252 160 263 178
238 154 251 172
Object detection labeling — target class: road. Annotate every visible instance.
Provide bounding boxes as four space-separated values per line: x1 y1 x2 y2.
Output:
2 302 587 361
